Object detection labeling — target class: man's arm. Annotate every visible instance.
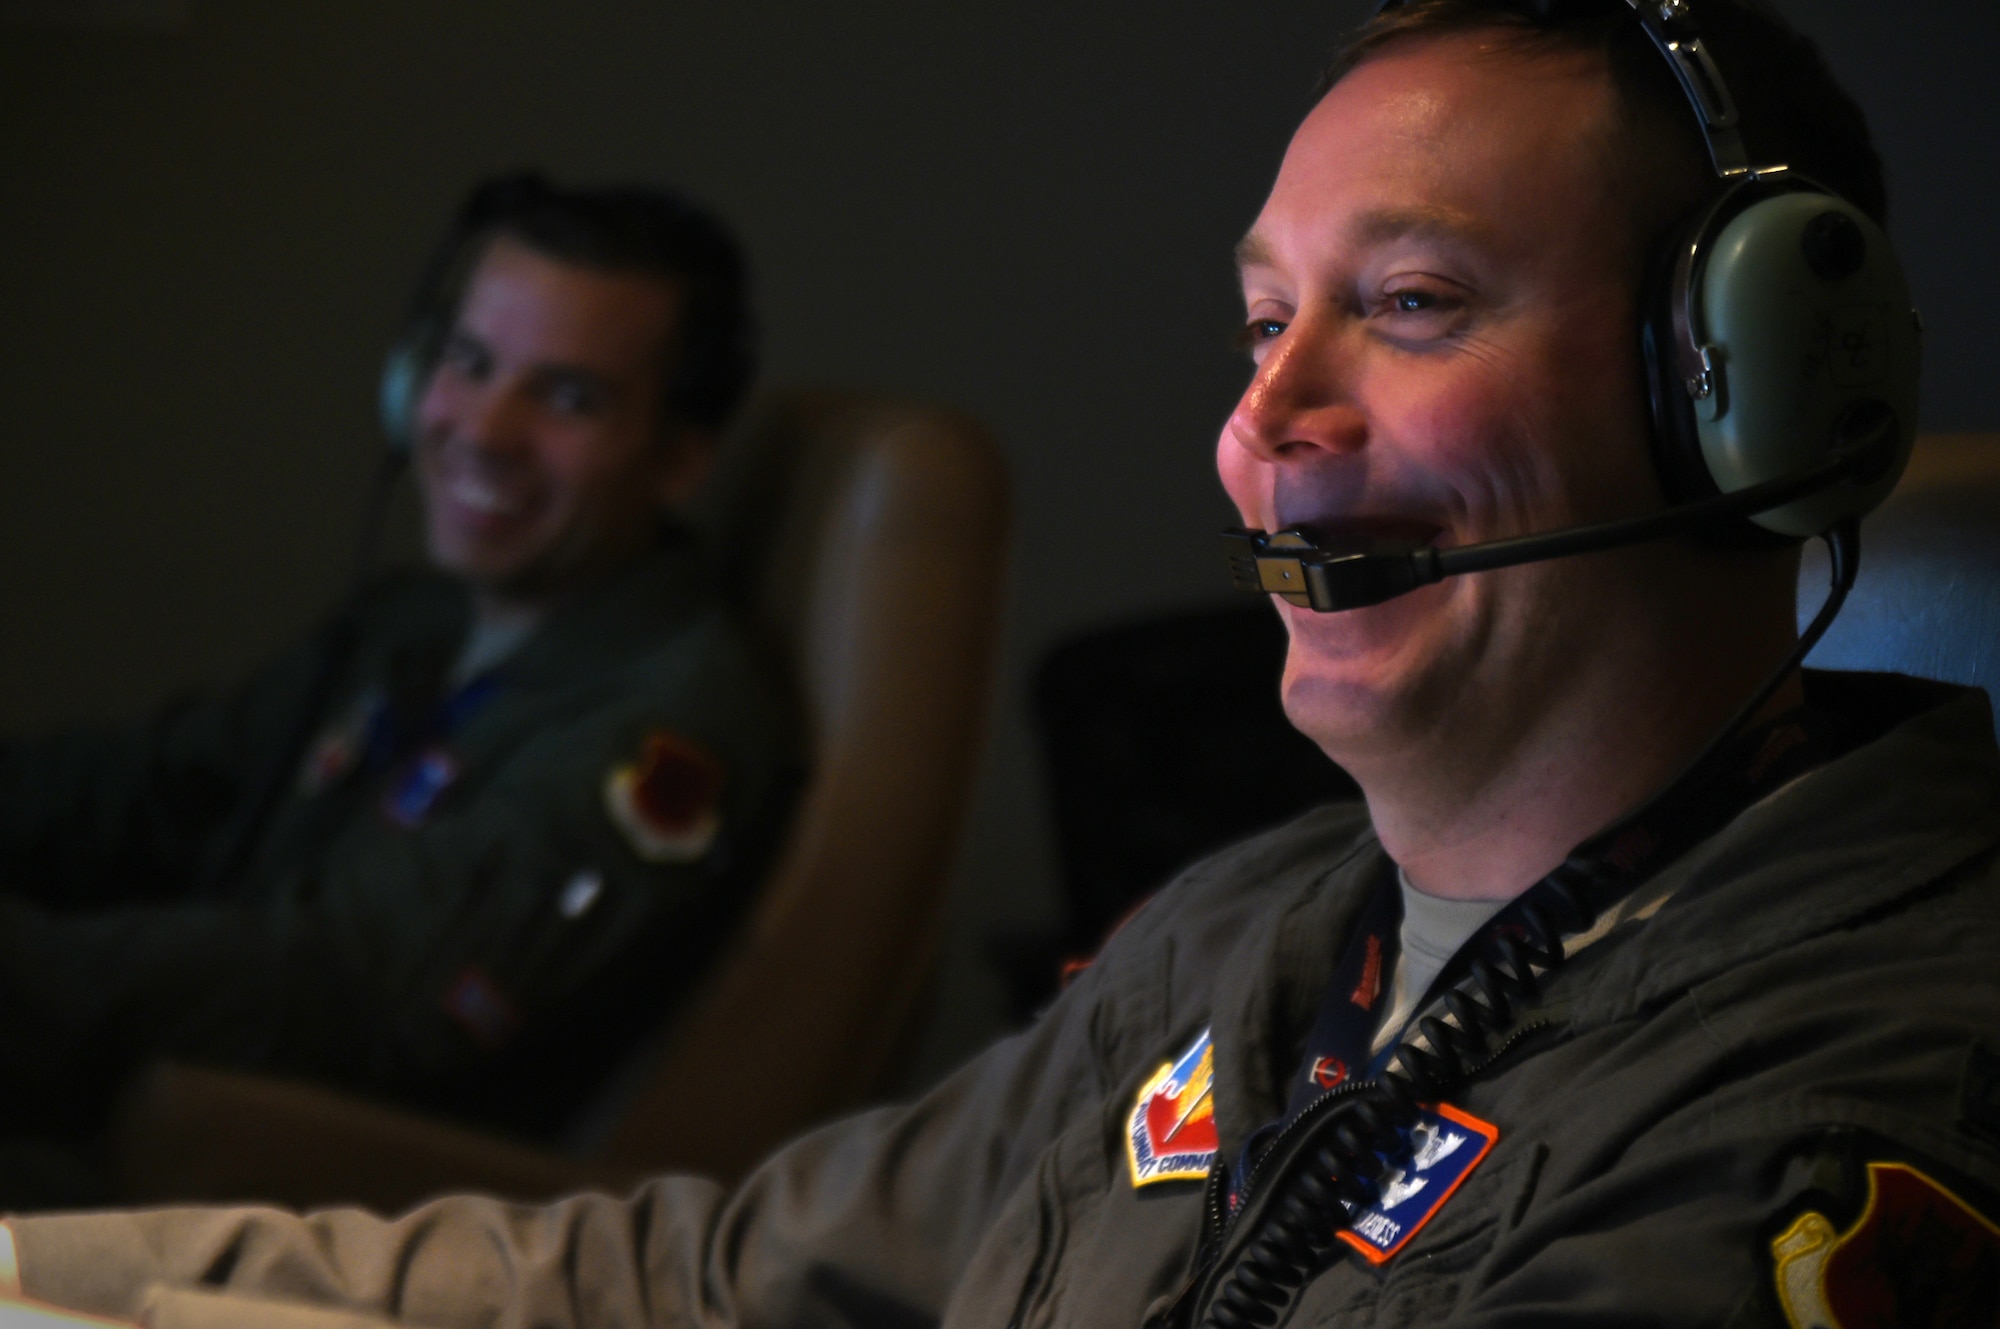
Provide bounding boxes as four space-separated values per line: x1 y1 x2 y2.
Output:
0 914 1148 1329
0 629 337 910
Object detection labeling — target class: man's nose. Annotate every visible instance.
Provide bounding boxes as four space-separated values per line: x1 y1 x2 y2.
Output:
451 383 534 458
1225 316 1368 464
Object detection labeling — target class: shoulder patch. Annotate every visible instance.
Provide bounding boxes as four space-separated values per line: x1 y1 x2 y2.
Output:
1772 1160 2000 1328
604 729 725 863
1128 1028 1219 1188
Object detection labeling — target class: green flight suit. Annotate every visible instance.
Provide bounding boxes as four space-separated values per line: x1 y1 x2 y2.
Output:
0 530 801 1177
2 673 1995 1327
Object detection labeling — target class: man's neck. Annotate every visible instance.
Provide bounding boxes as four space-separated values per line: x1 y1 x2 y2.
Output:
468 592 548 640
1354 624 1805 904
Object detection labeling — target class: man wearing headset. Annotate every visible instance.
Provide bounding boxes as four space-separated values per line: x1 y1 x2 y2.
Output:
1 1 1995 1324
0 177 799 1200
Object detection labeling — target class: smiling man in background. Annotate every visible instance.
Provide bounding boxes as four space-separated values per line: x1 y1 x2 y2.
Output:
0 2 1996 1325
0 175 799 1204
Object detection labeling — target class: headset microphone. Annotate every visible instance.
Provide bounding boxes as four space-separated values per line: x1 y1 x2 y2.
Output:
1225 401 1900 614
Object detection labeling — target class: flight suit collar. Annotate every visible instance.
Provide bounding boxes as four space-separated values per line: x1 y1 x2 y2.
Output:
490 524 718 692
1574 673 2000 1027
1204 827 1388 1164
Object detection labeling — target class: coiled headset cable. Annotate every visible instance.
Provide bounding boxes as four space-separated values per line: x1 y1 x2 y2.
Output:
1191 517 1860 1329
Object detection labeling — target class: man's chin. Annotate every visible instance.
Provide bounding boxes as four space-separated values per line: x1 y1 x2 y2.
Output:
1276 579 1445 659
1275 592 1457 761
424 538 540 597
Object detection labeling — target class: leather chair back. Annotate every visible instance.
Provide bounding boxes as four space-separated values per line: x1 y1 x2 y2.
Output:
1803 432 2000 731
593 389 1011 1180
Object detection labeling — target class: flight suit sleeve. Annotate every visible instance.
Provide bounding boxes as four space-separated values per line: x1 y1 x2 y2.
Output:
1439 1109 2000 1327
0 630 332 911
0 904 1163 1329
0 622 802 1136
1433 939 2000 1328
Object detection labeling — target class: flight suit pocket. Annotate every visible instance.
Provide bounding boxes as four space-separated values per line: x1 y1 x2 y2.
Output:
1287 1144 1547 1328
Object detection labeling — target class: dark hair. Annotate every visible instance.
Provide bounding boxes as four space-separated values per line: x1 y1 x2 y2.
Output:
1318 0 1888 228
406 172 756 432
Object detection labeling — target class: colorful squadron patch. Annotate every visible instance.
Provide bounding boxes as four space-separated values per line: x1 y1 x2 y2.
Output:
1128 1028 1221 1187
297 689 382 797
1336 1103 1500 1265
1771 1161 2000 1328
603 730 725 863
381 747 459 828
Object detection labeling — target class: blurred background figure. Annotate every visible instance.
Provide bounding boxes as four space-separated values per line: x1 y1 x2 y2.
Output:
0 174 802 1206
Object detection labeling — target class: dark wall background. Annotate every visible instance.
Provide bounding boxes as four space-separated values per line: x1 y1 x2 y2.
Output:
1 0 1995 1084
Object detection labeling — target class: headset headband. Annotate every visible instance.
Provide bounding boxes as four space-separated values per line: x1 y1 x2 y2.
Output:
1371 0 1769 178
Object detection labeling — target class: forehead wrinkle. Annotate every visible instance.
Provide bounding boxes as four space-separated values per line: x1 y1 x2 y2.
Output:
1236 201 1494 279
1345 205 1491 255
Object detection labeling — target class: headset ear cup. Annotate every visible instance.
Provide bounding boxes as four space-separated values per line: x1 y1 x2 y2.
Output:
1642 210 1794 549
1685 186 1919 536
378 328 433 456
1643 178 1920 543
1642 223 1718 508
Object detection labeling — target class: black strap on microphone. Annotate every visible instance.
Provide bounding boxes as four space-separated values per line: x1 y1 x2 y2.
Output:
1224 407 1898 614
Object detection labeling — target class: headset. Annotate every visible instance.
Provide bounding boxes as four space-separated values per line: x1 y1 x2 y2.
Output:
1225 0 1922 615
377 174 552 455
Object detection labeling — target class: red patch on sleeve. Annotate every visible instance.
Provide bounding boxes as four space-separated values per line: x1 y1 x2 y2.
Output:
603 730 725 862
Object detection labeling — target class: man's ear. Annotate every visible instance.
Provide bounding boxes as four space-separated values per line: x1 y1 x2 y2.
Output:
655 427 719 507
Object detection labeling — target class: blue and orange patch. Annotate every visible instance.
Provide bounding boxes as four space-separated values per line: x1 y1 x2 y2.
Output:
1336 1102 1499 1264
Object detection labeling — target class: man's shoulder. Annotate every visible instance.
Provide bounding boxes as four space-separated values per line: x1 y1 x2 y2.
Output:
1092 799 1378 974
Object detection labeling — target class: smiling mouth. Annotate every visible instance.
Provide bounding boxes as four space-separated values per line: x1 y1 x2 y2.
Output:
445 473 530 519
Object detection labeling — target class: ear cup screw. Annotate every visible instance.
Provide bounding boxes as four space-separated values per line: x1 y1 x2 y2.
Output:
1802 211 1867 282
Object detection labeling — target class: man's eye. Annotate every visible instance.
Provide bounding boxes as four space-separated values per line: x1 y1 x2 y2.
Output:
545 381 602 416
1235 318 1288 352
1376 286 1468 339
439 340 490 378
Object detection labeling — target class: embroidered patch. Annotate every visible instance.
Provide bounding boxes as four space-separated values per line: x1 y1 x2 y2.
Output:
603 730 725 863
1772 1161 2000 1328
1335 1102 1499 1264
1350 934 1383 1011
1127 1028 1220 1187
381 747 459 827
442 966 518 1048
297 689 382 796
1309 1056 1349 1091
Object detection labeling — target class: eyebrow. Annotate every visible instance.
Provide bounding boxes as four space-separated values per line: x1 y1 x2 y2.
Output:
1234 206 1489 272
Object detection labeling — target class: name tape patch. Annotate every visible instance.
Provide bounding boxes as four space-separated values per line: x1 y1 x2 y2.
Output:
1336 1102 1499 1264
